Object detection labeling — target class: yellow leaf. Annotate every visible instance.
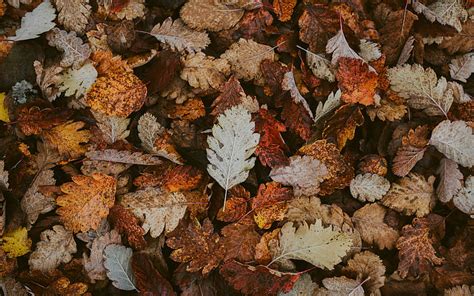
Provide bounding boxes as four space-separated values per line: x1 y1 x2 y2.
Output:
1 227 32 258
0 92 9 122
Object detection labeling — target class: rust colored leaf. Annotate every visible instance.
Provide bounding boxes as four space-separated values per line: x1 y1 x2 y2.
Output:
91 50 132 76
141 50 182 95
396 215 444 278
273 0 297 22
217 185 250 223
162 165 203 192
322 104 364 149
166 98 205 121
260 59 288 97
211 76 246 116
254 108 289 168
234 9 277 44
47 277 88 296
16 106 72 136
56 173 116 233
219 260 300 296
85 71 147 117
392 125 429 177
281 100 313 141
221 222 260 262
336 57 378 106
42 121 92 160
132 252 176 296
252 182 293 229
109 205 147 250
166 219 225 275
298 4 340 52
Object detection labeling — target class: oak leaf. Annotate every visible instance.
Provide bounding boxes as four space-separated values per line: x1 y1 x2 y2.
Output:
336 57 378 106
382 173 435 217
109 205 146 250
429 120 474 168
56 173 116 233
252 182 293 229
219 259 300 296
392 125 429 177
103 244 137 291
85 71 147 117
342 251 386 293
21 169 56 226
437 158 463 203
350 173 390 202
121 187 186 238
83 230 121 282
452 176 474 217
396 216 444 278
46 28 91 69
54 0 90 33
270 220 352 269
322 104 364 149
269 155 328 197
1 227 31 258
352 203 399 250
42 121 91 160
28 225 76 272
221 222 260 262
7 0 56 41
180 52 230 90
150 18 210 54
166 219 225 275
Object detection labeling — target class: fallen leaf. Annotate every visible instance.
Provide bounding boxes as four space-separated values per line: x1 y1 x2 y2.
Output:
217 185 250 222
42 121 91 160
54 0 90 33
46 28 91 69
273 0 296 22
83 230 121 282
282 71 314 119
322 104 364 150
211 76 258 116
21 169 56 226
221 222 260 262
109 205 147 250
278 273 317 296
103 244 137 291
319 276 364 296
252 182 293 229
298 4 339 52
92 110 130 144
58 63 97 98
1 227 31 258
453 176 474 217
7 0 56 41
132 252 176 296
281 100 313 141
16 105 72 136
436 158 463 203
350 173 391 202
180 52 230 90
342 251 386 293
392 125 429 177
85 149 161 165
336 57 378 106
449 53 474 82
366 98 407 122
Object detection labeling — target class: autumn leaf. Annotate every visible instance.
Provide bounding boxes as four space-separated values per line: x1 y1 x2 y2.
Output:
1 227 31 258
103 244 137 291
83 230 121 282
21 169 56 226
166 218 225 275
132 252 176 296
7 0 56 41
56 173 116 233
219 259 300 296
46 28 91 69
437 158 463 203
109 205 146 250
453 176 474 217
322 104 364 150
350 173 391 202
298 4 339 52
161 165 203 192
273 0 296 22
180 52 230 91
282 71 314 119
392 125 429 177
221 222 260 262
42 121 91 160
336 57 378 106
281 100 313 141
166 98 206 121
318 276 364 296
342 251 386 294
216 185 250 222
211 76 259 116
449 53 474 82
54 0 90 33
16 105 72 136
252 182 293 229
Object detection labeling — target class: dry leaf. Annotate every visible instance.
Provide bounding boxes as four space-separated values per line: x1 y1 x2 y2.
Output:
85 149 161 165
392 125 429 177
28 225 76 272
121 187 186 238
216 186 249 222
318 276 364 296
298 5 339 52
109 205 146 250
322 104 364 150
436 158 463 203
282 71 313 119
367 98 407 122
343 251 385 293
180 52 230 90
221 222 260 262
1 227 31 258
412 0 467 32
314 89 341 124
336 57 378 106
83 230 121 282
0 161 8 190
21 169 56 226
54 0 90 33
56 173 116 233
350 173 390 202
46 28 91 69
42 121 91 160
92 110 130 144
58 63 97 98
326 29 366 65
103 244 137 291
449 53 474 82
212 76 259 116
34 60 63 102
7 0 56 41
252 182 293 229
352 203 399 250
452 176 474 217
444 285 474 296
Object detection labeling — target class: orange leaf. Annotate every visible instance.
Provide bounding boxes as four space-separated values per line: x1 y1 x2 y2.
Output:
109 205 147 250
166 98 205 121
17 106 72 136
322 104 364 149
336 57 378 106
252 182 293 229
42 121 92 160
273 0 297 22
217 185 250 223
56 173 116 233
162 165 203 192
281 100 312 141
221 222 260 262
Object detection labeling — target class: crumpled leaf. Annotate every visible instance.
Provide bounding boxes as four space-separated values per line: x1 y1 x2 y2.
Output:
42 121 91 160
392 125 429 177
46 28 91 69
166 219 225 275
387 64 454 117
58 63 97 98
453 176 474 217
1 227 31 258
412 0 467 32
252 182 293 229
85 71 147 117
282 71 313 119
109 205 146 250
342 251 386 293
83 230 121 282
336 57 378 106
56 173 116 233
121 187 186 238
221 222 260 262
350 173 391 202
103 244 137 291
28 225 76 272
306 51 335 82
352 203 399 250
437 158 463 203
221 38 275 84
449 53 474 83
206 105 260 205
270 220 352 269
21 169 56 226
396 215 444 278
180 52 230 90
180 0 245 32
211 76 259 116
54 0 90 33
150 18 210 54
92 110 130 144
444 285 474 296
429 120 474 168
359 39 382 62
131 252 176 296
7 0 56 41
314 89 341 124
318 276 364 296
219 259 300 296
34 60 63 102
382 173 436 217
278 273 317 296
254 108 289 168
85 149 161 165
322 104 364 150
269 155 328 197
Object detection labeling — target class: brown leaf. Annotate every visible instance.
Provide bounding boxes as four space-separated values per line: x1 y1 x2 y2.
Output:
219 260 300 296
91 50 132 76
221 222 260 262
83 230 121 282
392 125 429 177
281 100 313 141
254 108 289 168
132 252 176 296
42 121 92 160
260 59 288 97
217 185 250 223
342 251 386 293
255 229 280 265
252 182 293 229
109 205 147 250
440 20 474 55
85 71 147 117
273 0 297 22
46 277 88 296
298 4 340 52
396 215 444 278
141 50 182 95
212 76 255 116
234 9 277 44
166 218 225 275
166 98 205 121
336 57 378 106
56 173 116 233
16 106 72 136
322 104 364 149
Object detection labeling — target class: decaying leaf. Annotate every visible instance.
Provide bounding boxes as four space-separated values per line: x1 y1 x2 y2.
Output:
84 230 121 282
336 57 378 106
322 104 364 150
56 173 116 233
58 63 97 98
28 225 76 272
7 0 56 41
131 253 176 296
318 276 364 296
453 176 474 217
109 205 146 250
92 110 130 144
367 98 407 122
212 76 259 116
181 52 230 90
221 222 260 262
21 169 56 226
282 71 314 119
436 158 463 203
449 53 474 83
412 0 467 32
54 0 90 33
42 121 91 160
104 244 137 291
34 60 63 102
343 251 385 293
314 89 341 124
392 125 429 177
278 273 317 296
350 173 390 202
46 28 91 69
326 29 366 65
252 182 293 229
273 0 296 22
85 149 161 165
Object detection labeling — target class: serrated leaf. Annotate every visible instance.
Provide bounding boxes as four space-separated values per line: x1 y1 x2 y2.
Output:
84 230 121 282
150 18 210 54
103 244 137 291
320 276 364 296
278 273 317 296
47 28 91 69
350 173 390 202
412 0 467 32
387 64 453 117
85 149 161 165
92 111 130 144
326 29 366 66
54 0 90 33
359 39 382 62
121 187 187 238
58 63 97 98
180 52 230 90
7 0 56 41
206 105 260 204
453 176 474 217
449 53 474 83
21 169 56 226
436 158 463 203
342 251 386 293
270 220 352 270
314 89 341 124
282 71 314 119
429 120 474 168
